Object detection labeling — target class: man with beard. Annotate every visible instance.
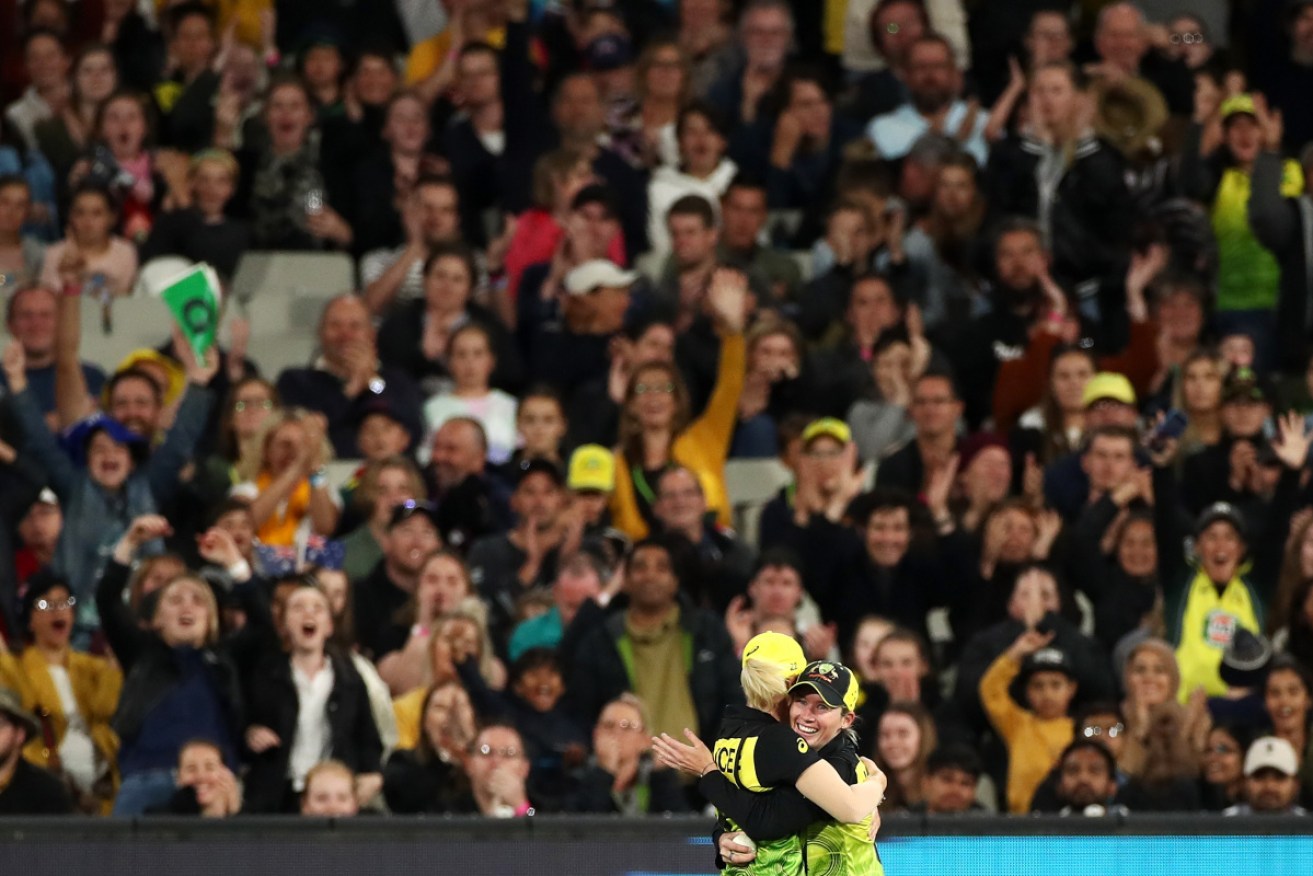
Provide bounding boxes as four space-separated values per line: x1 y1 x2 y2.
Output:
948 218 1070 428
426 417 513 551
467 459 574 649
1225 737 1308 815
867 34 988 167
353 501 442 661
1036 739 1125 815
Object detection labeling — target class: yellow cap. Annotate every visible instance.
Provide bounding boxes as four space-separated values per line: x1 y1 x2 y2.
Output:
741 631 806 679
567 444 615 493
111 349 187 407
1081 372 1136 408
1220 93 1257 122
801 417 851 446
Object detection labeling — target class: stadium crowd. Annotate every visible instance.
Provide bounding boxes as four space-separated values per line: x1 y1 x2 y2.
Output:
2 0 1313 823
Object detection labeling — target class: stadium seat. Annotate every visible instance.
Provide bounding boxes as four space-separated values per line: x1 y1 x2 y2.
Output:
79 296 174 368
724 458 793 544
132 256 195 298
228 251 356 306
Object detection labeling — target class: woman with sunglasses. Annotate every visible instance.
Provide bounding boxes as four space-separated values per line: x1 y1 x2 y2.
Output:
0 571 122 813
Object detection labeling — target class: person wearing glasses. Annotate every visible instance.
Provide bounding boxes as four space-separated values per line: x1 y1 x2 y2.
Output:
460 723 537 817
566 693 688 815
0 570 121 813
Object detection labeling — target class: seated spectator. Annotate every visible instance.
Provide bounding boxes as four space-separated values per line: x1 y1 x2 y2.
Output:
233 409 340 548
1043 374 1143 521
377 241 521 399
617 38 688 171
95 518 265 815
1178 366 1277 516
508 387 568 471
874 371 962 497
610 271 747 539
1153 424 1307 697
873 700 937 811
1261 659 1313 797
647 102 738 259
139 149 250 283
361 176 464 316
508 551 605 663
1070 504 1160 653
459 723 538 816
150 738 242 817
504 148 623 306
38 182 138 298
5 341 214 640
422 324 519 466
1037 739 1125 816
567 693 688 814
193 377 281 510
354 502 443 661
0 283 105 419
1224 736 1309 815
426 417 514 550
651 465 755 613
1087 2 1193 117
0 176 44 287
981 633 1078 813
567 538 742 740
1180 93 1297 370
723 548 828 662
233 77 347 251
1201 723 1252 811
276 295 424 459
912 744 986 815
717 175 802 303
706 0 792 133
152 3 221 152
733 318 811 459
442 43 506 247
985 62 1134 296
760 67 861 224
243 582 383 812
346 91 439 256
867 34 988 166
375 553 485 695
1011 345 1096 470
73 90 174 244
0 686 73 814
516 183 630 342
300 759 361 817
341 457 428 587
955 566 1115 736
0 572 121 813
839 0 930 123
384 678 478 813
468 459 572 647
4 29 69 152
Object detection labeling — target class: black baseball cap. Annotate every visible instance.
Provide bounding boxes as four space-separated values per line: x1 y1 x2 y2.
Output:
789 660 859 711
387 500 439 531
516 457 565 487
1020 647 1077 683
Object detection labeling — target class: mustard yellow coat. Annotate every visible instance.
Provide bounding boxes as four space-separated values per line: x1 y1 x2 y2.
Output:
0 647 123 812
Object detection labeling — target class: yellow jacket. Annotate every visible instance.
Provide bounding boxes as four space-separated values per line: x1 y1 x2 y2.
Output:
610 332 746 540
979 652 1073 813
392 686 426 751
1173 568 1261 701
0 646 123 811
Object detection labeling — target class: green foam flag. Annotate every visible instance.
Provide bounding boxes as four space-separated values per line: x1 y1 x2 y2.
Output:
159 263 221 361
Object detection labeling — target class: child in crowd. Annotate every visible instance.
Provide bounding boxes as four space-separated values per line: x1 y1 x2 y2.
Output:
980 629 1077 813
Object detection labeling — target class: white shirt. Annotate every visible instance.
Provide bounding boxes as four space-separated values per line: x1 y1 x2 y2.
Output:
48 665 98 793
287 658 335 790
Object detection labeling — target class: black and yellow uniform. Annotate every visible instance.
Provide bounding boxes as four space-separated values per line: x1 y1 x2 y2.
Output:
705 705 821 875
700 731 884 876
